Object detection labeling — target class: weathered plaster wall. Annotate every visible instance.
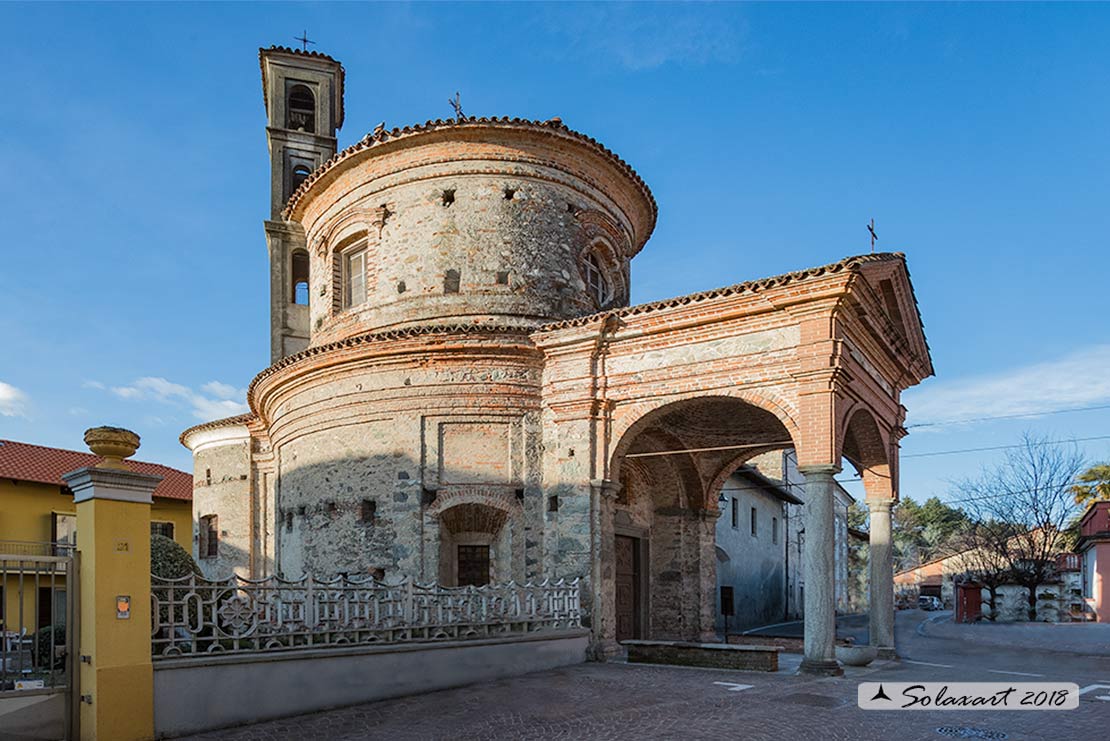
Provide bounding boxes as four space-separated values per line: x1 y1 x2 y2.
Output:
715 473 787 632
191 440 252 579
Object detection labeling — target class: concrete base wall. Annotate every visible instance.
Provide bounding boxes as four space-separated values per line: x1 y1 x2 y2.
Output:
153 630 589 738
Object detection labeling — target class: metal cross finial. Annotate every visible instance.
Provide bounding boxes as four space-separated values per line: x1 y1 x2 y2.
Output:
295 31 315 52
448 91 464 120
867 218 878 253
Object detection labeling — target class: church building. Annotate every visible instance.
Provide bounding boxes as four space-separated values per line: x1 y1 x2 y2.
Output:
181 45 933 674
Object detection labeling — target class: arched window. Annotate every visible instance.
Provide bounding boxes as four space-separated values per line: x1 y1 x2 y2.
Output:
291 250 310 306
583 252 611 306
343 244 368 308
291 164 312 193
287 85 315 133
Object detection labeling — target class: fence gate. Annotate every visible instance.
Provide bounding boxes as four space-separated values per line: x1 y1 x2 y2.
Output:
0 542 78 740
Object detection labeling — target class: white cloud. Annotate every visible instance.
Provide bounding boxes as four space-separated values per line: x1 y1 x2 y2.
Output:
201 381 243 400
102 376 248 421
0 381 29 417
905 344 1110 428
81 380 106 390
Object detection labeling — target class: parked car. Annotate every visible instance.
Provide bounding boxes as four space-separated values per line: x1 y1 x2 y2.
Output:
918 595 942 611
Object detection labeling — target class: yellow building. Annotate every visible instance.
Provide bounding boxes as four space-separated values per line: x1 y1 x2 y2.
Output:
0 438 192 634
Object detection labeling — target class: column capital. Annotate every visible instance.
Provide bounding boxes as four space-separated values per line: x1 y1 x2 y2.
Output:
797 463 842 477
866 498 895 514
589 479 621 500
63 466 162 505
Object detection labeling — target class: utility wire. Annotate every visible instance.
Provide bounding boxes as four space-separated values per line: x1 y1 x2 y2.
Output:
902 434 1110 459
907 403 1110 429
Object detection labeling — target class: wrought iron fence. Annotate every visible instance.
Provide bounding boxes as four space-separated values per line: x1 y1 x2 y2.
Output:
151 573 581 660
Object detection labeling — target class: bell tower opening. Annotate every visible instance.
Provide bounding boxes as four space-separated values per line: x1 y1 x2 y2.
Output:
259 45 345 363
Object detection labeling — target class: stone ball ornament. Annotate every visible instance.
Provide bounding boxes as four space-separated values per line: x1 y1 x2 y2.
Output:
83 426 141 469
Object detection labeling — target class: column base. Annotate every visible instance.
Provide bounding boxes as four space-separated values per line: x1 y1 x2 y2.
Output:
798 658 844 676
875 646 898 660
589 638 624 661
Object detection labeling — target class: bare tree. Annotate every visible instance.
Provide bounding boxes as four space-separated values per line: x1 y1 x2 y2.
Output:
955 433 1084 621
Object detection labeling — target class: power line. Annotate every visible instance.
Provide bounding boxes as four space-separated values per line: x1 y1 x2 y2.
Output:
902 434 1110 459
907 403 1110 429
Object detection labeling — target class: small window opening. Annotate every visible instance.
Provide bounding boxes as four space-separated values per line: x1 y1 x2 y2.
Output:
287 84 316 133
496 270 509 285
285 512 293 531
344 247 367 308
772 516 779 545
291 164 312 193
397 280 407 294
503 187 516 200
731 497 738 528
360 499 377 524
291 251 310 305
567 203 578 214
442 189 455 207
750 507 757 536
444 269 460 294
205 468 212 485
327 501 338 514
583 252 611 306
200 515 219 559
548 495 559 513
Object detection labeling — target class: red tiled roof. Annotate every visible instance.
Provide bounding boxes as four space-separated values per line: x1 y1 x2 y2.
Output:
0 439 192 501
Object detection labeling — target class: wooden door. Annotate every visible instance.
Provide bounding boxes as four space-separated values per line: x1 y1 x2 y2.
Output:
615 535 641 641
457 545 491 587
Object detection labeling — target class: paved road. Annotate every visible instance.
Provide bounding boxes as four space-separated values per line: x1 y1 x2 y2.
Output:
181 611 1110 741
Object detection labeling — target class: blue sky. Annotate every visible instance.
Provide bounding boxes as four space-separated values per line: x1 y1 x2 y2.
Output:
1 2 1108 506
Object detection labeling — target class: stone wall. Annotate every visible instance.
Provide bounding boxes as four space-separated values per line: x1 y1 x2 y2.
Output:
187 427 252 579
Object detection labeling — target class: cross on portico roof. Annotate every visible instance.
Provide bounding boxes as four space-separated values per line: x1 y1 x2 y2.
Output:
868 218 878 253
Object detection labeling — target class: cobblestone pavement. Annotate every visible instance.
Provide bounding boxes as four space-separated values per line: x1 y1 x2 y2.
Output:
179 612 1110 741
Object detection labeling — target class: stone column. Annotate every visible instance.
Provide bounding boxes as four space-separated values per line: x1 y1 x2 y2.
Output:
867 498 896 657
62 427 161 741
696 508 723 643
798 464 843 675
589 479 620 658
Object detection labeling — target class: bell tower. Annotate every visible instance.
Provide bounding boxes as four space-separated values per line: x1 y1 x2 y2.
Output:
259 45 345 362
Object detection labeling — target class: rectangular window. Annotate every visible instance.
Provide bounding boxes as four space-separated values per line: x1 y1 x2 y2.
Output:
51 512 77 555
150 521 175 540
457 545 491 587
360 499 377 524
730 497 738 528
344 248 367 307
199 515 219 559
750 507 757 536
772 517 779 545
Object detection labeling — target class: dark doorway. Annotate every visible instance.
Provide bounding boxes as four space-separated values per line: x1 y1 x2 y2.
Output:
615 535 642 641
457 545 491 586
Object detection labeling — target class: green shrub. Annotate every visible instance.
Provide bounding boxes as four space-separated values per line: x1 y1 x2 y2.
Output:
151 533 201 579
34 624 65 670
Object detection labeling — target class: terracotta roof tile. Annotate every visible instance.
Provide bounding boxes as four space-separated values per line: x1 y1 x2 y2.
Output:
535 252 910 332
0 439 192 501
281 116 657 243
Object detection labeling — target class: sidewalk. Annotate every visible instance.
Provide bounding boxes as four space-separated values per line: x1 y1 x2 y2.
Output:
923 615 1110 656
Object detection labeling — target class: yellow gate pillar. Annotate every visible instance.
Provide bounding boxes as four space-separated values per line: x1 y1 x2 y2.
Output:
63 427 161 741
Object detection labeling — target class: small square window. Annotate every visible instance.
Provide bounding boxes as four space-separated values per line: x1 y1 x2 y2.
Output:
360 499 377 524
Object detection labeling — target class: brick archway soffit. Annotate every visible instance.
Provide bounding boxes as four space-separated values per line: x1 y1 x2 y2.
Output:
608 392 799 494
839 405 891 472
426 489 522 520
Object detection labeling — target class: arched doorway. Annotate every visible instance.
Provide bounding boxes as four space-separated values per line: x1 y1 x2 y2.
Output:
603 395 798 646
